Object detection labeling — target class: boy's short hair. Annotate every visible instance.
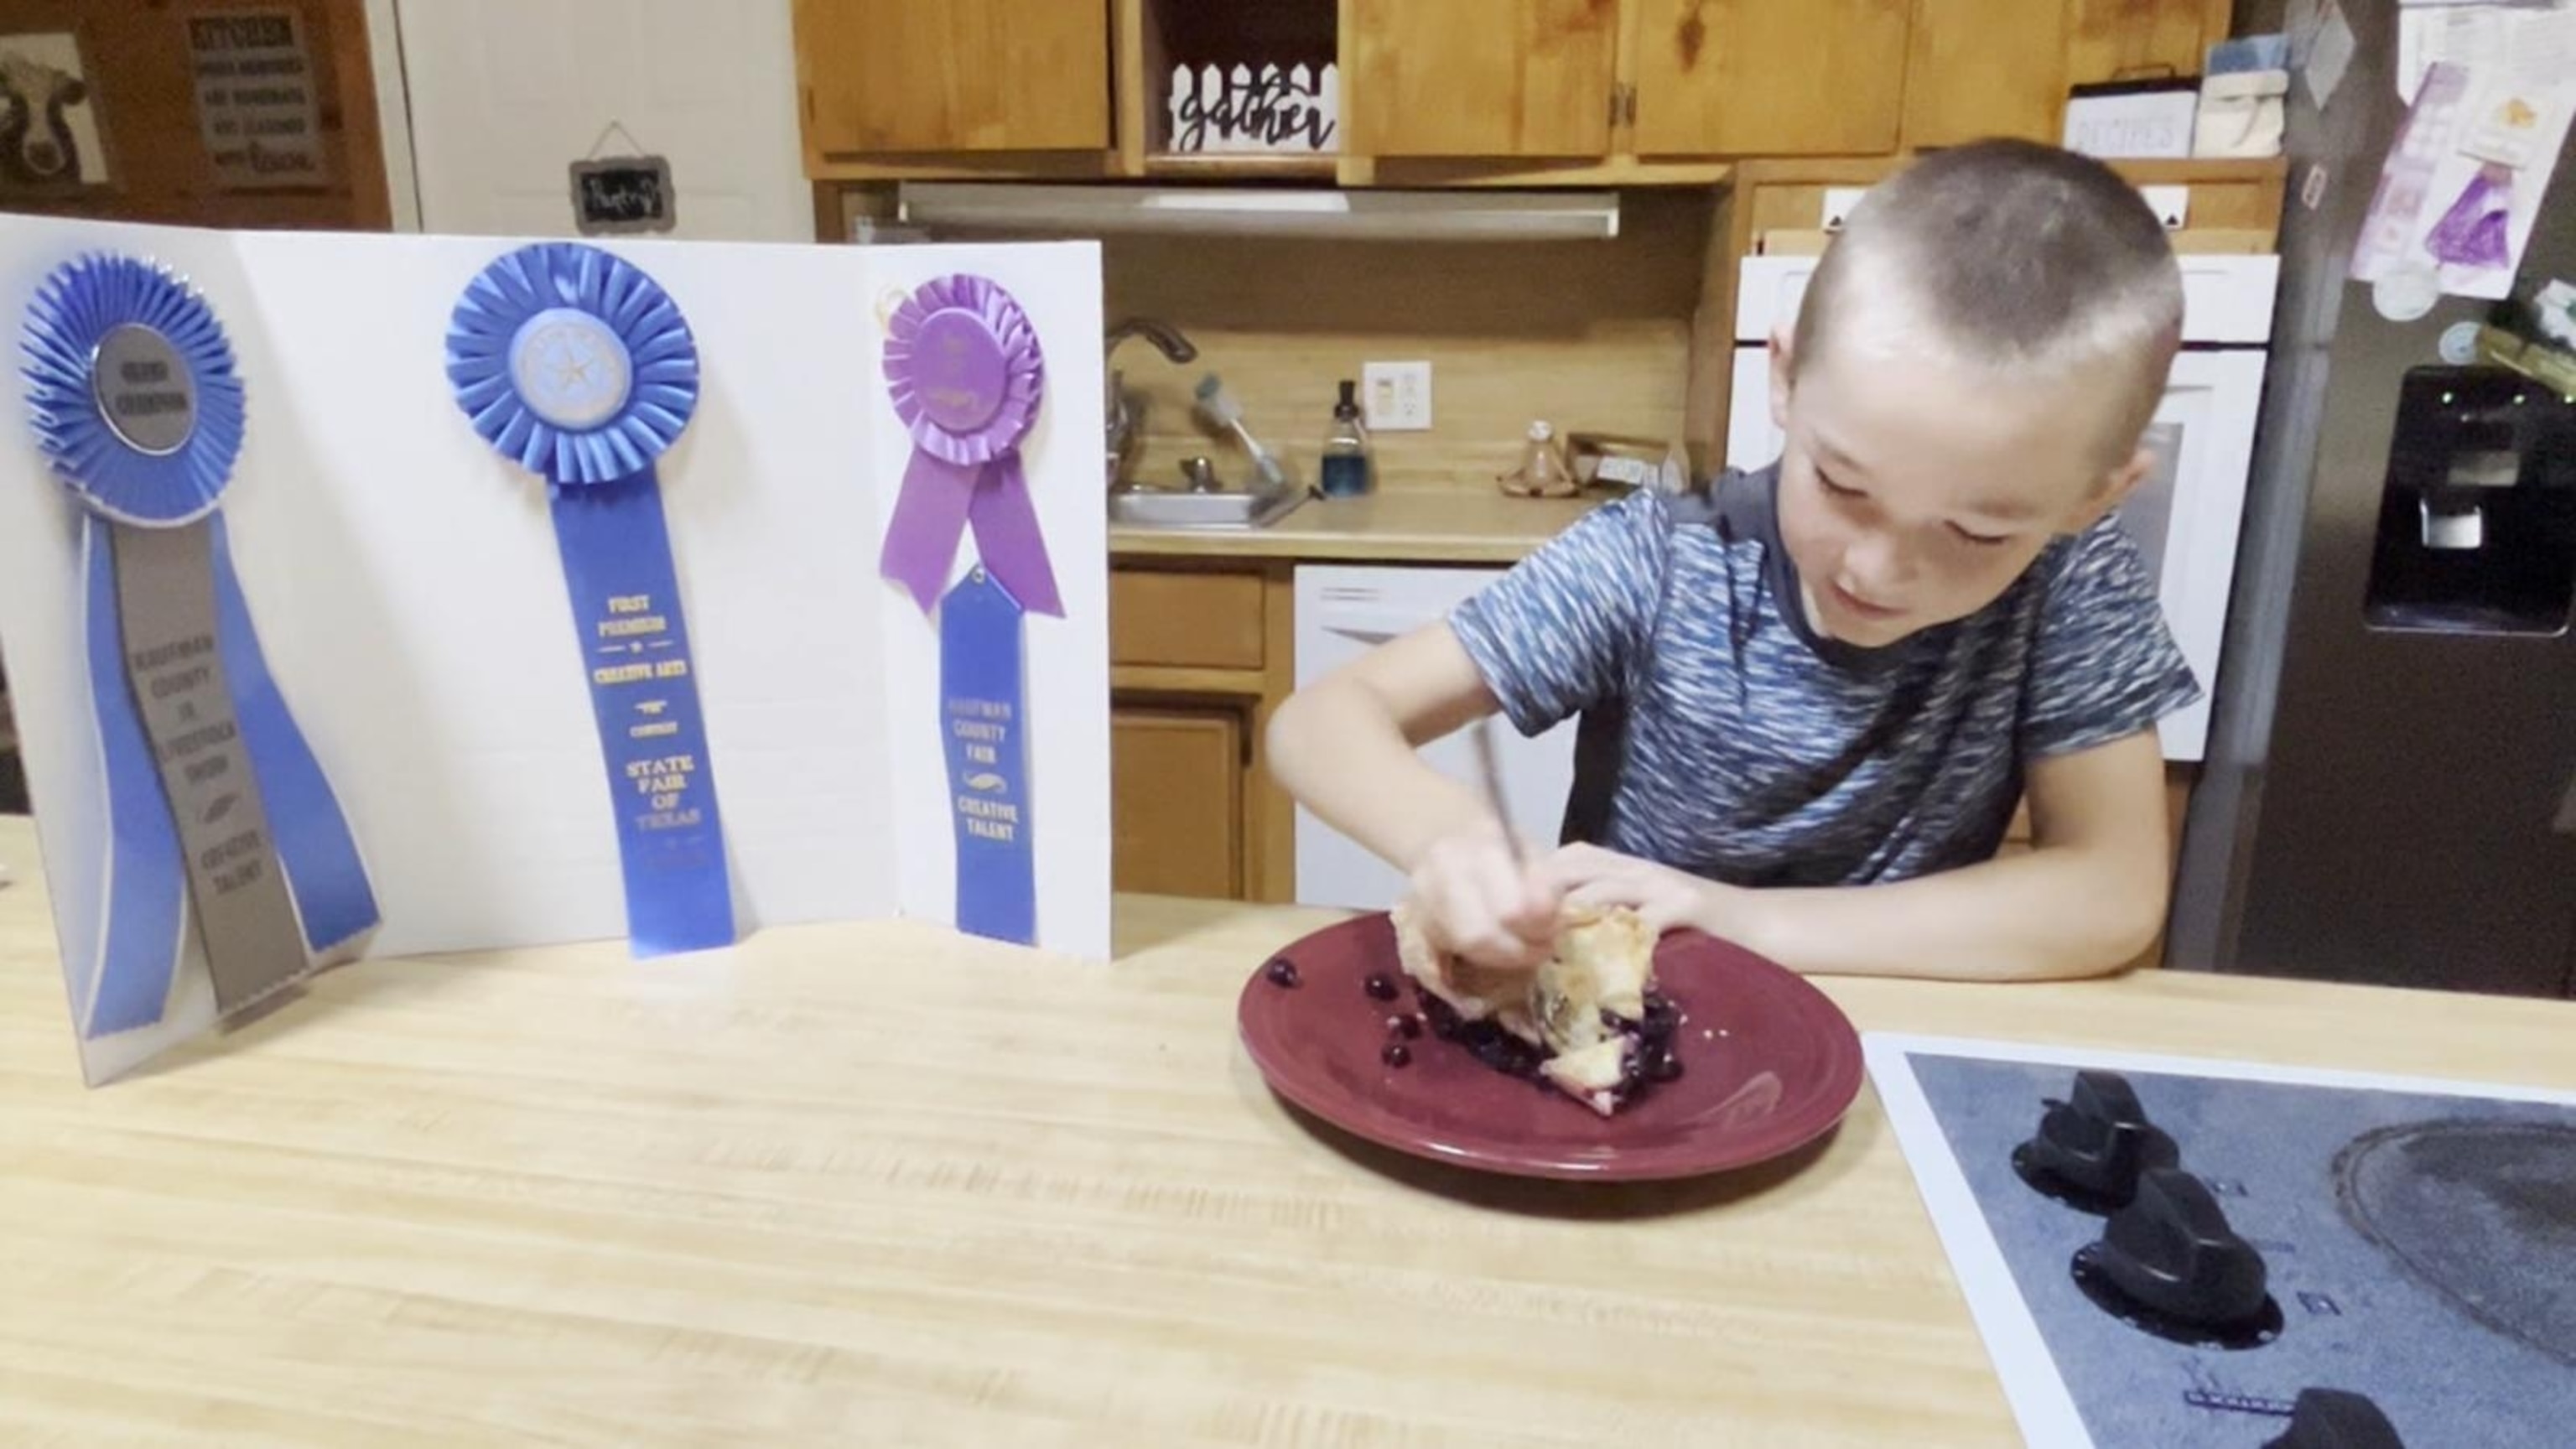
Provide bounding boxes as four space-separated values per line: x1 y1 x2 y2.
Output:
1790 139 2186 468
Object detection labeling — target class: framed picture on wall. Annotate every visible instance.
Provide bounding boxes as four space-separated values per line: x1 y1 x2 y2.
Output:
0 28 112 194
185 8 330 190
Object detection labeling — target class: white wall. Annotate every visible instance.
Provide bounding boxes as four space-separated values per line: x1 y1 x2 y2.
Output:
382 0 812 242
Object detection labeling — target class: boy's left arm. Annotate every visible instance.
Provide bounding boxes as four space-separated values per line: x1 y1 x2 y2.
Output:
1552 729 2172 981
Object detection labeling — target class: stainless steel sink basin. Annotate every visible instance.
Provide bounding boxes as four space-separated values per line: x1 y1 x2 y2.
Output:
1108 487 1304 530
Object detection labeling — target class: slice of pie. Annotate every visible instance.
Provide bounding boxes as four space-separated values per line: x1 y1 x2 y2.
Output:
1391 900 1683 1116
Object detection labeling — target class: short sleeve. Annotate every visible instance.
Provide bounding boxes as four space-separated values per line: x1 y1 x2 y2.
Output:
1448 491 1670 736
2018 517 2204 758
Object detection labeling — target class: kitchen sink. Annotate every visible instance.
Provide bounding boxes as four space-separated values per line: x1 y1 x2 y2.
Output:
1107 487 1305 530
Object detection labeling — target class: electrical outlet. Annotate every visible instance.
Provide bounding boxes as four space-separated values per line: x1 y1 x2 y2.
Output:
1362 361 1433 431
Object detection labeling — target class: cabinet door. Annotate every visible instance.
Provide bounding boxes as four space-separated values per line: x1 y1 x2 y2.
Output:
1902 0 2066 146
1630 0 1910 157
2066 0 2231 91
1112 705 1246 899
793 0 1110 155
1903 0 2225 149
1346 0 1620 157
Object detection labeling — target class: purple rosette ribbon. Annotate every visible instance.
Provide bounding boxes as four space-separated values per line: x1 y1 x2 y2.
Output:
879 275 1059 617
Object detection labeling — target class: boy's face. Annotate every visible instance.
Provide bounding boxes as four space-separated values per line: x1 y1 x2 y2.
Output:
1767 322 2152 649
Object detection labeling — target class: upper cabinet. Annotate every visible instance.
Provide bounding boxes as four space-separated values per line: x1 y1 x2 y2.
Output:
792 0 1111 157
1345 0 1622 158
1903 0 2235 148
1628 0 1913 158
791 0 2239 181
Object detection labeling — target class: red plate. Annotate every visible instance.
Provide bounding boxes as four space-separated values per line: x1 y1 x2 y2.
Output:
1237 912 1864 1182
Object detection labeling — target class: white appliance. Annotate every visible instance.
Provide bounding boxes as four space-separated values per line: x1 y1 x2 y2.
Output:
1292 565 1580 911
1726 251 2280 761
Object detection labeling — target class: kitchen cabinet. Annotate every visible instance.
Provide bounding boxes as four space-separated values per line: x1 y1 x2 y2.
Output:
1112 705 1246 897
1902 0 2070 149
1903 0 2236 148
1108 563 1296 902
792 0 1111 158
1344 0 1621 158
797 0 2236 186
1343 0 2223 167
1628 0 1914 157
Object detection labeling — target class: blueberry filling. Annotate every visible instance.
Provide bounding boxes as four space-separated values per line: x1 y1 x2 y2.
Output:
1264 958 1301 989
1363 974 1399 1002
1382 1043 1412 1067
1413 982 1685 1109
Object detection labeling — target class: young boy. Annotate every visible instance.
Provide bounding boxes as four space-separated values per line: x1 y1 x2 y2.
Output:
1268 140 2200 983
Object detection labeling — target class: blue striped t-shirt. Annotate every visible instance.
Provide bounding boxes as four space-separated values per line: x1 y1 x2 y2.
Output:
1449 466 2199 887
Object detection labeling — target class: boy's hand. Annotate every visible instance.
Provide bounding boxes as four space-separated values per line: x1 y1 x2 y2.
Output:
1545 844 1754 942
1408 820 1562 972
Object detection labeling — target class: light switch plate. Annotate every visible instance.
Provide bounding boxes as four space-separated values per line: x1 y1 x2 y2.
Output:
1362 361 1433 431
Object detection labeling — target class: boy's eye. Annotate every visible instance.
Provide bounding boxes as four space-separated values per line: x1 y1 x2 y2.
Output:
1949 523 2012 548
1819 474 1864 500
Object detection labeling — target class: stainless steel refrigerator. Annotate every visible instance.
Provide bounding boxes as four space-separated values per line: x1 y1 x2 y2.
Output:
2170 0 2576 999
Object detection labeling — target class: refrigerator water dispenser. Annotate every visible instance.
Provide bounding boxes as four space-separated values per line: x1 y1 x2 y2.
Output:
2365 366 2576 635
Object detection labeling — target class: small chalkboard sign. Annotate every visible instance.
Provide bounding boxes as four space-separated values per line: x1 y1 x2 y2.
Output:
569 156 674 236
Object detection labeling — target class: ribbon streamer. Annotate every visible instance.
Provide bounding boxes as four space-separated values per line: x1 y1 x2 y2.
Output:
879 274 1058 617
22 253 380 1038
941 569 1036 944
445 242 734 957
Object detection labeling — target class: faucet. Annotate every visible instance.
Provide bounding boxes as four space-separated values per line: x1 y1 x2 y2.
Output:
1105 317 1197 487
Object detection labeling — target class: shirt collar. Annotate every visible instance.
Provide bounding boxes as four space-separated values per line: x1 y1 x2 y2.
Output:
1711 464 1912 676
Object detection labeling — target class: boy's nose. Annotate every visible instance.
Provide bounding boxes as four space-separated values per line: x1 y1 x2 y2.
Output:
1844 532 1916 596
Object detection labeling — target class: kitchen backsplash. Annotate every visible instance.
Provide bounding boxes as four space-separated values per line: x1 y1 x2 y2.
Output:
1101 191 1709 494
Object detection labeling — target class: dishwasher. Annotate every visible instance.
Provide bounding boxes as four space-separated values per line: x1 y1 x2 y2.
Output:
1291 564 1580 911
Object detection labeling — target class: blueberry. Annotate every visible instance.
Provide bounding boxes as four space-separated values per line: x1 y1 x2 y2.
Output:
1265 958 1301 989
1647 1050 1684 1083
1388 1015 1423 1040
1382 1043 1412 1067
1364 974 1399 1001
1421 996 1465 1040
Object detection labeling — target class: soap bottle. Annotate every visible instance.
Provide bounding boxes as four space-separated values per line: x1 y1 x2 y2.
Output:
1318 379 1374 499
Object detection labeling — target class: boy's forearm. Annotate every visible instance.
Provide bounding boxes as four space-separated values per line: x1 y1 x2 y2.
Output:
1265 680 1493 872
1721 846 2168 982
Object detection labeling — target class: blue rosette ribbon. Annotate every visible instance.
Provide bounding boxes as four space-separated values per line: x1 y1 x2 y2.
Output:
445 242 734 957
22 252 381 1041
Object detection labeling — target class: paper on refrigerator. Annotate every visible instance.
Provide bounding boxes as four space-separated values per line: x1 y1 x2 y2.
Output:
2399 1 2576 102
2353 39 2576 301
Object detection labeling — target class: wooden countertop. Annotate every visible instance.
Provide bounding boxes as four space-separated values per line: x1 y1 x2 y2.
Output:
1109 489 1605 565
5 812 2573 1446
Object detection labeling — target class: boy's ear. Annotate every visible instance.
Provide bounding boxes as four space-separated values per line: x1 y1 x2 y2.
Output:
2071 445 2158 531
1767 325 1795 432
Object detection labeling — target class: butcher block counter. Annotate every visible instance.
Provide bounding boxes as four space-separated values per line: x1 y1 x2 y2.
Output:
3 814 2570 1446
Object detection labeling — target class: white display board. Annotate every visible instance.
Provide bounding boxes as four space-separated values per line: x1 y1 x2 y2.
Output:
0 214 1109 1083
